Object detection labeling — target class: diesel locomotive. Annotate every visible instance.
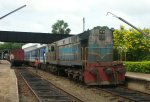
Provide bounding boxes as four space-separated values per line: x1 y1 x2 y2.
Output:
22 26 125 85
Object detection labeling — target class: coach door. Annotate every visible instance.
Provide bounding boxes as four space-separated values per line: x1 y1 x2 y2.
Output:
51 44 57 61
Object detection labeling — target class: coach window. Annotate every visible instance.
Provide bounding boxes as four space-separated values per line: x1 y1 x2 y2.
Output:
48 45 50 52
51 46 55 51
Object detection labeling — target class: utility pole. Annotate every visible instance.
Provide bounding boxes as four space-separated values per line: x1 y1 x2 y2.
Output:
107 12 150 39
83 17 85 32
0 5 26 20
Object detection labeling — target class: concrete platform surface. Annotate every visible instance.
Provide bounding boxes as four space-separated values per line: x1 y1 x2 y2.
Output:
125 72 150 94
126 72 150 81
0 60 19 102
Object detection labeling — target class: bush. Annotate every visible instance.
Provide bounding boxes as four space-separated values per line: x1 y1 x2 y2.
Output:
124 61 150 73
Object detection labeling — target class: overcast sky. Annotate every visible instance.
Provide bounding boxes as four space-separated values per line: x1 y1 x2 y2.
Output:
0 0 150 34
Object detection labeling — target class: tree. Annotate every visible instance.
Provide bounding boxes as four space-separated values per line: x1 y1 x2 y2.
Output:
51 20 71 34
113 25 150 61
0 42 24 50
113 25 128 61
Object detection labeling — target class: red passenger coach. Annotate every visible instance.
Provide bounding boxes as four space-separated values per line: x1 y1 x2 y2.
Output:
10 48 24 66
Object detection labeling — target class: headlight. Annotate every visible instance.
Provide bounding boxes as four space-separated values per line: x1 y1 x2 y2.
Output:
90 68 98 75
105 68 112 75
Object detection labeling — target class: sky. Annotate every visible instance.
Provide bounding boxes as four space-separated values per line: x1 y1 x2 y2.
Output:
0 0 150 34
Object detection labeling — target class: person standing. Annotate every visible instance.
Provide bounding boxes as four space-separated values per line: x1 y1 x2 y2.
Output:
35 58 39 74
10 53 14 68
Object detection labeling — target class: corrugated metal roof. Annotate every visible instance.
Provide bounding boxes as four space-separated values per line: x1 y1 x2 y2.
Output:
0 31 73 43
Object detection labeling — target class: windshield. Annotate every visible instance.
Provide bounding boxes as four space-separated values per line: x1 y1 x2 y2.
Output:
87 47 113 62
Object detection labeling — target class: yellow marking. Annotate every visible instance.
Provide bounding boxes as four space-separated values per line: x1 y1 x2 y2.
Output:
84 47 87 68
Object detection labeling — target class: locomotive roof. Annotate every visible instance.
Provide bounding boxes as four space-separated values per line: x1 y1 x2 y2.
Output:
59 26 111 41
48 26 112 46
22 43 46 52
22 43 39 49
78 30 90 40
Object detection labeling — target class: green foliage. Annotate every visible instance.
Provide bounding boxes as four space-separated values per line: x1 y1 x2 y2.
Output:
52 20 71 34
125 61 150 73
0 42 24 50
113 25 150 61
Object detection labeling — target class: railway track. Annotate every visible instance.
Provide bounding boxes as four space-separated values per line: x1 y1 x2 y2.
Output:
38 68 150 102
98 87 150 102
18 67 150 102
19 68 83 102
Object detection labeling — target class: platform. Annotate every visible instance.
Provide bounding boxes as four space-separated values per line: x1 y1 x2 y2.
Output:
125 72 150 94
0 60 19 102
126 72 150 81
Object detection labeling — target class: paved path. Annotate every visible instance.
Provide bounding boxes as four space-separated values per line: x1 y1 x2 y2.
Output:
0 60 19 102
